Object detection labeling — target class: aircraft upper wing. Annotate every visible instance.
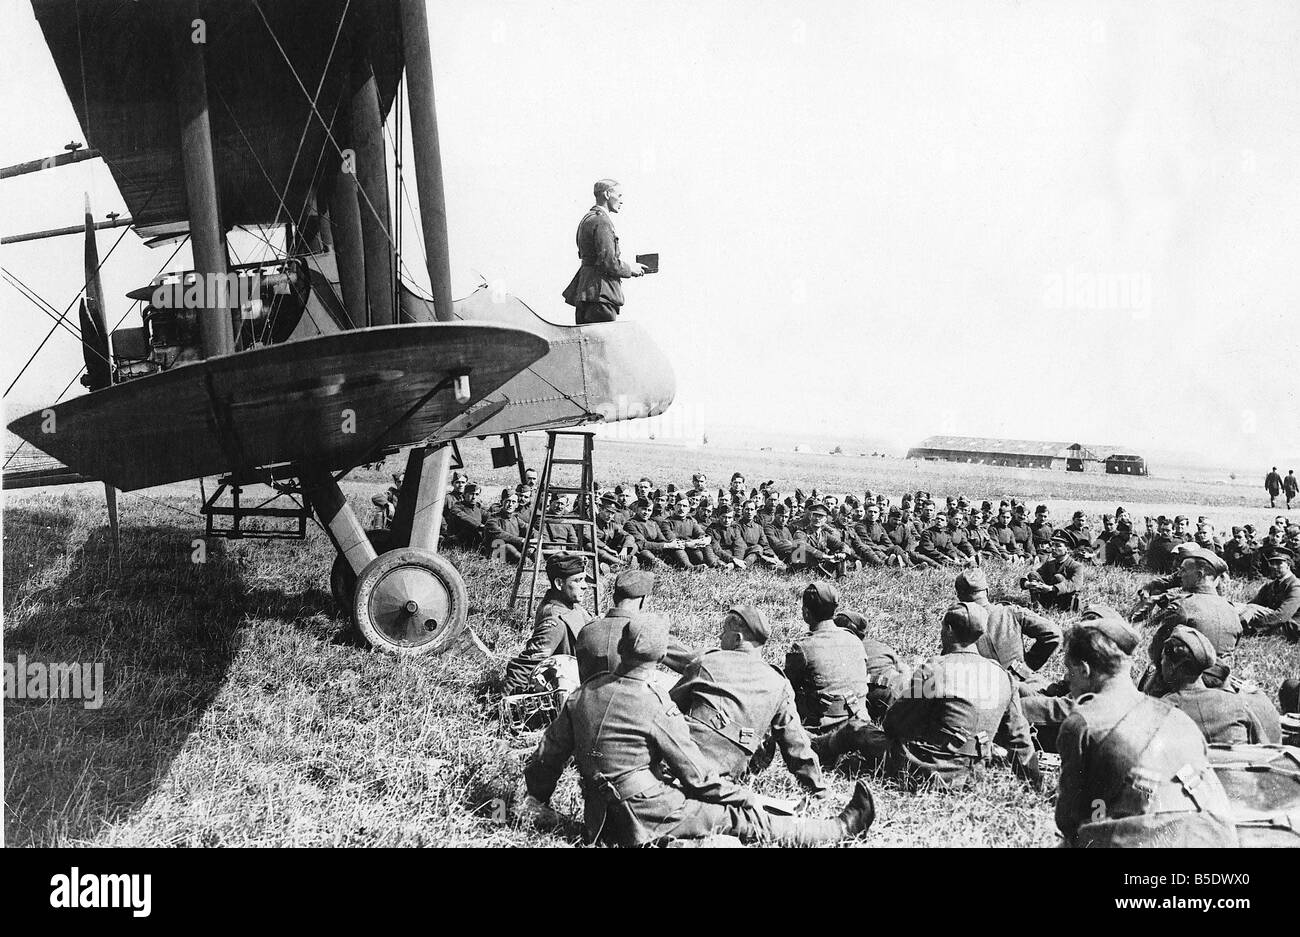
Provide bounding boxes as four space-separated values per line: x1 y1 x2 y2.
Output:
6 323 548 491
32 0 402 230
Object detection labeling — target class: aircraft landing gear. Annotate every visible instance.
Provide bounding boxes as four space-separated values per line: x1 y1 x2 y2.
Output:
352 547 468 654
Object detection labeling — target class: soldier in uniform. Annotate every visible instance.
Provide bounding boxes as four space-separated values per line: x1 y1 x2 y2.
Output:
887 507 934 568
658 499 721 569
561 179 648 324
520 614 877 846
1062 510 1093 548
503 554 595 695
1155 626 1281 744
789 503 852 577
1007 503 1035 561
670 605 827 795
1144 516 1181 573
483 491 526 563
575 570 694 682
706 502 749 570
1138 545 1242 695
1025 505 1052 557
956 568 1061 694
622 499 671 569
1285 469 1299 509
784 582 872 733
445 483 487 550
813 603 1042 790
1265 467 1284 508
851 502 900 566
831 610 903 721
1105 517 1141 568
1237 545 1300 640
1021 530 1088 612
734 500 785 569
918 513 970 567
1054 616 1239 848
761 503 797 564
985 506 1019 561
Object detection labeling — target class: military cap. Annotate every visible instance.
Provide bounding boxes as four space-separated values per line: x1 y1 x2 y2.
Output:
728 604 770 644
982 500 993 512
954 568 989 597
1035 504 1048 514
634 497 652 509
1156 515 1170 524
942 601 988 644
1117 518 1133 531
1262 545 1295 563
463 482 480 495
731 472 745 482
803 581 840 619
958 495 970 506
1287 525 1300 537
717 501 735 514
1051 529 1075 546
1175 514 1189 523
451 471 467 483
807 502 830 517
546 553 586 580
834 610 870 639
600 491 618 504
1072 510 1086 520
614 484 626 495
1177 544 1228 576
1077 606 1140 655
1244 524 1256 533
1230 526 1242 536
1165 625 1217 669
844 494 861 508
619 613 670 667
614 570 654 599
888 506 902 517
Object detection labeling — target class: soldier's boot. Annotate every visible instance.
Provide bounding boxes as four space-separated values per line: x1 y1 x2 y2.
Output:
763 781 876 844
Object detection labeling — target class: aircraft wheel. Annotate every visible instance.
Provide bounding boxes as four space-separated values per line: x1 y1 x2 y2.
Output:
352 548 468 656
330 529 393 612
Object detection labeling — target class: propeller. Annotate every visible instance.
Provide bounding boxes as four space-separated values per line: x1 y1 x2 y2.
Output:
82 194 120 566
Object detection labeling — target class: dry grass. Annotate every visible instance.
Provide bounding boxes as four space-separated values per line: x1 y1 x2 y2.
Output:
4 441 1298 847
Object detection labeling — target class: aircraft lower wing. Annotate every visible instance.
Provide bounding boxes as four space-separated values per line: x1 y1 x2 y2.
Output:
7 323 548 492
1 465 95 489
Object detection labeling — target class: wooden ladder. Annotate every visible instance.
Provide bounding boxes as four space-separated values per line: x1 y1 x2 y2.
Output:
509 430 602 620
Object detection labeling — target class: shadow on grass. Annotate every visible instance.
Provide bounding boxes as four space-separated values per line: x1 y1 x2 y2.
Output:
3 509 332 845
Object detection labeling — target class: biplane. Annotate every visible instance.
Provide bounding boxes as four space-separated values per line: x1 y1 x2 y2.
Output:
2 0 675 655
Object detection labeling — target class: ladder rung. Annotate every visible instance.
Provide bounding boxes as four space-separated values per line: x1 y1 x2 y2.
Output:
545 486 590 495
548 458 588 466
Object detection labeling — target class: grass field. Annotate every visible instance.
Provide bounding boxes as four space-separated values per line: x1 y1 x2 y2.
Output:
4 437 1298 847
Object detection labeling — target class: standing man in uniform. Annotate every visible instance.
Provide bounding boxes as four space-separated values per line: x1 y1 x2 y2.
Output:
1265 467 1284 508
562 179 648 324
1285 469 1299 510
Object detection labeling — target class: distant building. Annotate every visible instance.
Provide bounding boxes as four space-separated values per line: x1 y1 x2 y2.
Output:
906 435 1147 474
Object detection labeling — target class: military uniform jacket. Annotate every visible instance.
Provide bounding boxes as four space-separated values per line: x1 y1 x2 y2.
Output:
1055 683 1234 847
1145 535 1180 573
1030 521 1054 555
1246 573 1300 626
525 666 753 845
793 526 846 563
853 520 890 548
482 510 526 552
624 517 670 552
762 519 795 551
1008 520 1034 558
562 205 634 307
445 502 486 548
544 519 580 550
503 590 595 694
1105 533 1141 567
1222 540 1255 576
709 521 746 560
884 647 1037 778
784 621 872 728
1149 587 1242 659
948 526 976 558
1160 683 1275 745
735 520 776 558
575 610 695 683
659 516 709 545
1285 474 1300 496
1029 555 1088 607
1265 471 1283 495
670 648 824 793
973 601 1062 678
986 524 1017 558
919 526 962 563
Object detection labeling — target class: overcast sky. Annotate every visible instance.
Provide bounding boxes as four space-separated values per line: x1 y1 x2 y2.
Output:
3 0 1298 468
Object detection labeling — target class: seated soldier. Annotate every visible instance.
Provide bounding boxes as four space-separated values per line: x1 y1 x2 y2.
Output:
831 611 903 721
946 511 978 564
1104 517 1141 568
1138 545 1242 696
623 498 671 569
1029 505 1054 558
659 498 721 569
761 503 798 564
784 582 872 733
790 503 851 578
1144 515 1181 573
848 502 893 567
813 603 1042 791
1021 530 1088 612
502 554 594 695
575 570 694 683
1222 526 1256 577
735 499 785 569
584 491 637 572
956 568 1061 694
1054 616 1238 848
890 506 937 568
1236 545 1300 641
1155 626 1281 745
445 482 487 549
984 505 1019 562
670 605 826 796
520 614 876 846
483 491 526 563
707 502 749 570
